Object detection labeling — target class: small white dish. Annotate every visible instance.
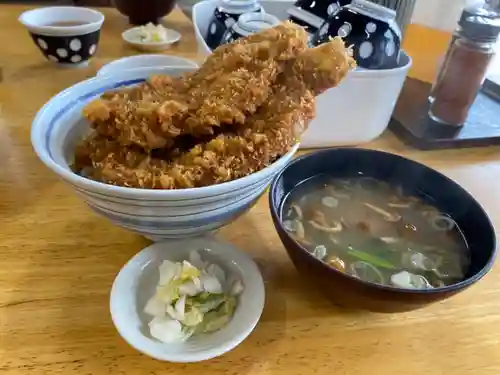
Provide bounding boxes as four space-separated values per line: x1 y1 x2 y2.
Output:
122 27 182 52
110 237 265 362
97 54 198 77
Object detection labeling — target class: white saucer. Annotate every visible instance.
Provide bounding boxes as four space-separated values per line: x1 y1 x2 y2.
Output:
110 237 265 363
96 54 199 77
122 26 182 52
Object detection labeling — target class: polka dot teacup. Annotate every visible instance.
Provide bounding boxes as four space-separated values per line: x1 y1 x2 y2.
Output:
19 6 104 67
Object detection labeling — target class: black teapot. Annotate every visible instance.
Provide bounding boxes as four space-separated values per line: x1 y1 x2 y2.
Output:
311 0 402 69
205 0 264 50
222 12 281 44
288 0 352 39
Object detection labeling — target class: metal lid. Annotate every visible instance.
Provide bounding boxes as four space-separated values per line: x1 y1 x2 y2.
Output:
347 0 397 22
459 4 500 42
219 0 261 15
233 12 280 36
345 0 402 40
287 6 325 29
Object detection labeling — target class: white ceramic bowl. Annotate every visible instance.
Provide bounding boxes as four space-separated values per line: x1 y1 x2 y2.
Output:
192 0 412 148
31 67 299 240
122 27 182 52
97 54 199 77
110 237 265 362
19 6 105 66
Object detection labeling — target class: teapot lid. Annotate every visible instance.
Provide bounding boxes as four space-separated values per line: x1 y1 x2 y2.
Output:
233 12 280 36
346 0 401 39
287 6 325 29
348 0 397 21
219 0 261 14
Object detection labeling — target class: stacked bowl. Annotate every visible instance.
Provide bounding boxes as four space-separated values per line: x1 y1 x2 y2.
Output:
31 67 299 240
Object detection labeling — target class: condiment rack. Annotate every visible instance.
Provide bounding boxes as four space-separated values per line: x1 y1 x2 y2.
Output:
389 77 500 149
390 0 500 150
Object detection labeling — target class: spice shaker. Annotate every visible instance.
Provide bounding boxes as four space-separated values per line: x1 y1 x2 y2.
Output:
429 1 500 126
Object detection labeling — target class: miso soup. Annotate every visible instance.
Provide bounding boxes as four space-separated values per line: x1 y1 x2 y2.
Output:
281 175 470 289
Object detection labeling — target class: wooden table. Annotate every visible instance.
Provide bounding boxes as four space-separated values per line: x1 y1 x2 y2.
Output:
1 5 500 375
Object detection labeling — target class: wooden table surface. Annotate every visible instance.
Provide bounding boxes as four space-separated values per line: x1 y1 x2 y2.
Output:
1 5 500 375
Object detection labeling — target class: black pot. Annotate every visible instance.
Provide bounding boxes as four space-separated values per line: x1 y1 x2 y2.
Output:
113 0 176 25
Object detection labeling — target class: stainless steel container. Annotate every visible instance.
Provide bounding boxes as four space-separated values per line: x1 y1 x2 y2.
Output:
371 0 416 34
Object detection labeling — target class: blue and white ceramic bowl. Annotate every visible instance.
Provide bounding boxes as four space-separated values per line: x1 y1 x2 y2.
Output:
19 6 104 67
31 67 299 240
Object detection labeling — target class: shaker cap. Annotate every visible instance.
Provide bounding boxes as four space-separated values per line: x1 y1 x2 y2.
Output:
459 2 500 42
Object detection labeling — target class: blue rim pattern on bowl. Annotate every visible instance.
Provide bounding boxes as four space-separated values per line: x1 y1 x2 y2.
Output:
45 78 143 159
78 182 263 217
87 197 255 229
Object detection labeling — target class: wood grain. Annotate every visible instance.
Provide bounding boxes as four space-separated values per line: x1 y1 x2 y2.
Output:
1 5 500 374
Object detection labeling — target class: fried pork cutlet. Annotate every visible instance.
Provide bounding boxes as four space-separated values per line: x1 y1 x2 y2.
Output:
74 37 356 189
82 74 191 149
82 22 309 150
73 127 297 189
183 21 310 92
247 36 357 136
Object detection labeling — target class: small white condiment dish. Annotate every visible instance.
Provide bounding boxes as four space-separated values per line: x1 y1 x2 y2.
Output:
122 26 182 52
97 54 198 77
110 237 265 363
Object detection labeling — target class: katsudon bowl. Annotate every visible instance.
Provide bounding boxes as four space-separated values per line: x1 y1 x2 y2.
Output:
31 67 299 240
269 148 496 312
